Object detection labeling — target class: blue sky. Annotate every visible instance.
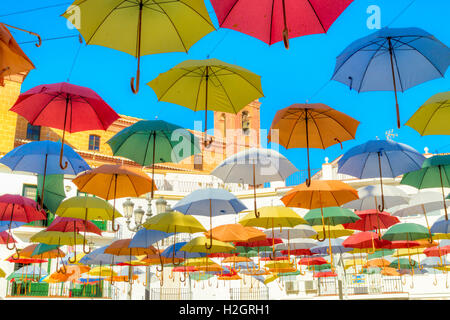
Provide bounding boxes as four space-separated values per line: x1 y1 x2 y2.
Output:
2 0 450 174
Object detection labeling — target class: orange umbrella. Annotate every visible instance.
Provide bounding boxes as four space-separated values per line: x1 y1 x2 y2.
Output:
268 104 359 186
55 265 91 282
0 23 36 85
104 239 157 256
222 256 252 263
204 224 266 242
365 258 391 268
17 244 65 259
281 180 359 267
73 164 157 231
381 267 401 276
218 274 241 280
416 239 439 248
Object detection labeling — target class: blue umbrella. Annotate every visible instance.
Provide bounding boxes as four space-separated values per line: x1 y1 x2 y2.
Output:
79 246 135 265
430 215 450 234
7 265 48 280
338 140 424 211
332 27 450 128
129 229 173 248
161 242 206 259
172 188 247 249
310 238 353 255
0 140 90 207
0 221 26 232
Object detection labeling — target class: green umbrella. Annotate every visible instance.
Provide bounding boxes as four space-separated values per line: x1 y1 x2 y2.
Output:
307 264 331 271
304 207 360 226
389 258 418 270
107 120 201 198
147 58 264 146
401 155 450 221
32 244 60 256
368 249 395 259
405 91 450 136
37 174 65 214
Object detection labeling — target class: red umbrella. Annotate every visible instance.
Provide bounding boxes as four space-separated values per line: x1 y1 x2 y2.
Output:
424 245 450 257
207 252 238 258
380 240 421 249
281 249 312 256
234 238 283 247
314 271 337 278
0 231 16 244
210 0 354 49
343 209 400 236
0 194 46 251
260 256 288 261
10 82 119 169
298 257 328 266
47 217 102 236
172 266 198 273
6 254 47 264
343 231 392 253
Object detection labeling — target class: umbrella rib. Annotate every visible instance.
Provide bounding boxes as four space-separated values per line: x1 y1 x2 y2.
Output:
222 66 264 97
318 109 358 140
306 0 326 33
194 67 207 112
358 39 387 92
358 152 372 179
217 0 240 25
85 1 129 45
383 151 396 178
128 174 141 197
284 108 305 149
29 92 64 125
416 100 447 135
308 111 326 149
390 42 405 92
211 68 238 113
176 1 216 30
268 0 275 45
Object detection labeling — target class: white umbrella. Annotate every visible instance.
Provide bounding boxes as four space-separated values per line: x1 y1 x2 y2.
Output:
275 238 317 251
211 147 298 217
392 191 450 217
263 224 317 239
343 185 409 211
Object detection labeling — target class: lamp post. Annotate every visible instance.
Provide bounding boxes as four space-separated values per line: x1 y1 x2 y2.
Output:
123 196 168 300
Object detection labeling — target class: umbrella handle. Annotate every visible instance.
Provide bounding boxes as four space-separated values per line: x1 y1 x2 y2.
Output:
433 272 438 286
410 278 414 289
168 270 174 280
298 266 305 276
6 233 16 251
254 211 260 218
306 178 311 187
131 70 140 94
205 236 213 250
315 225 326 242
111 213 120 232
334 138 343 150
180 271 186 283
82 240 91 254
283 28 289 49
401 274 407 285
2 23 42 47
409 258 416 268
59 149 68 170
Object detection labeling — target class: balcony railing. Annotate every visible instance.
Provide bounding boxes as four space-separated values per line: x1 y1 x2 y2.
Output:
229 288 269 300
150 288 191 300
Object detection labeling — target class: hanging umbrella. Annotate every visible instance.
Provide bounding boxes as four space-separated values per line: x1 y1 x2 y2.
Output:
268 103 359 185
0 221 26 233
129 229 173 249
310 238 353 255
63 0 215 93
211 148 297 217
401 155 450 221
314 271 337 278
0 140 90 207
17 244 64 259
173 188 246 249
342 209 400 236
47 216 102 236
7 266 47 281
343 231 392 254
37 174 65 215
205 224 266 242
424 240 450 257
32 244 64 258
331 27 450 128
210 0 354 49
430 215 450 235
10 82 119 169
274 238 317 251
0 194 46 252
148 59 264 145
343 185 409 212
55 196 122 254
0 231 16 245
313 224 354 239
180 237 235 254
79 245 136 266
338 140 423 212
262 224 317 239
88 266 117 278
406 91 450 135
0 22 36 84
107 119 201 198
73 164 155 231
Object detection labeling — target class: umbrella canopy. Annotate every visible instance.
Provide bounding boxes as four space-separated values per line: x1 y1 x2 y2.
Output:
32 244 64 257
0 221 26 233
313 224 354 239
365 258 391 268
263 224 317 239
239 207 306 230
10 82 119 169
88 266 117 277
268 103 359 184
210 0 354 49
392 192 450 217
381 267 401 276
424 240 450 257
7 266 48 280
161 242 206 260
107 119 200 197
343 185 409 211
405 91 450 136
0 22 35 83
105 239 157 256
298 257 329 266
180 237 235 254
129 229 173 248
63 0 215 93
430 216 450 234
30 230 86 246
17 244 64 259
37 173 65 214
305 207 360 226
343 209 399 234
211 148 297 217
47 216 102 236
205 224 266 242
143 210 206 234
331 27 450 128
314 271 337 278
275 238 317 251
389 258 419 270
401 155 450 221
310 238 353 254
79 246 136 265
0 195 46 226
382 223 431 242
148 59 264 144
343 231 392 252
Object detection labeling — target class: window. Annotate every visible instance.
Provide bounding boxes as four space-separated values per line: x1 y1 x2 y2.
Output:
88 135 100 151
26 124 41 141
242 111 250 135
22 184 51 226
22 184 37 201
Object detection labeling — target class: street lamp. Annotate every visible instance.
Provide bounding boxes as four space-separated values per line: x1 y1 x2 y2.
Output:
155 197 168 214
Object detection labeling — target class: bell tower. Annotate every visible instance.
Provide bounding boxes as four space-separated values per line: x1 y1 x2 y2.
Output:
214 99 261 157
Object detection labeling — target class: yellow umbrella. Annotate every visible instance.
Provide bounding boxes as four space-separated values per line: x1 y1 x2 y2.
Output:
56 196 123 255
344 258 365 270
264 274 278 285
180 237 235 254
63 0 215 93
0 267 5 278
88 266 117 277
264 261 294 270
143 210 206 233
313 225 354 239
184 257 216 267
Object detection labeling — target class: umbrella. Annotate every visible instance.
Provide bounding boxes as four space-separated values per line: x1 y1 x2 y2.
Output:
239 206 306 259
0 140 90 207
88 266 117 278
314 271 337 278
310 238 353 255
7 266 48 281
313 224 354 239
268 103 359 185
338 140 423 212
343 185 409 211
32 244 64 258
37 173 65 216
331 27 450 128
205 224 266 242
401 155 450 221
56 196 122 254
63 0 215 93
107 119 201 198
10 82 119 169
305 207 360 226
47 216 102 236
0 221 26 233
17 244 64 259
211 148 297 217
0 22 35 84
405 91 450 135
430 215 450 235
0 194 46 252
73 164 155 231
424 240 450 257
262 224 317 239
343 209 400 235
129 229 173 249
79 245 135 266
148 59 264 145
210 0 354 49
343 231 392 254
180 237 235 254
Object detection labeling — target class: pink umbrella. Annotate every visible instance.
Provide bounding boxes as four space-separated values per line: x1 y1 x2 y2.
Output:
0 194 46 252
0 231 16 244
47 217 102 236
10 82 119 169
210 0 354 49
